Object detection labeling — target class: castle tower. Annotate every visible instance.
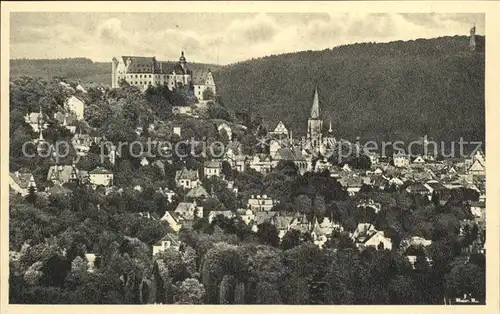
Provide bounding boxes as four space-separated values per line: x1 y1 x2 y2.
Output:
469 23 476 51
111 57 119 88
179 51 188 73
307 87 323 151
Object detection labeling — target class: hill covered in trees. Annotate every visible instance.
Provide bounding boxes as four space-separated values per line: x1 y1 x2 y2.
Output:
213 35 485 144
10 58 110 85
9 58 221 86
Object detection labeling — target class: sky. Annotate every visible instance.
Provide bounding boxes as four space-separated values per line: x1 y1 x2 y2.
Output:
10 12 484 65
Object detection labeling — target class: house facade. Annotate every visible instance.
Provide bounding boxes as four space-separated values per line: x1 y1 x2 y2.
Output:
247 195 277 211
9 170 37 196
89 167 114 187
160 211 182 232
249 154 273 174
65 95 85 120
47 165 87 185
204 160 222 178
152 234 181 256
269 121 289 137
175 167 200 189
393 153 410 168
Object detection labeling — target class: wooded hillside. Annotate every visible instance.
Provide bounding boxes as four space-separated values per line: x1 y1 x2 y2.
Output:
213 35 485 144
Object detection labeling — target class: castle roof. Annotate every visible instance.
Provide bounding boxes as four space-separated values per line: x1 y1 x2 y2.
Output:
159 61 191 75
120 56 190 75
122 56 155 64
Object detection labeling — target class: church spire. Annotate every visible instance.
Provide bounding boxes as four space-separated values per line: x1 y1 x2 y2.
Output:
329 120 333 133
310 86 320 119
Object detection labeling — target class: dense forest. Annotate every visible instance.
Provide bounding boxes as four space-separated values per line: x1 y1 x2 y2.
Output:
213 35 485 144
10 58 110 85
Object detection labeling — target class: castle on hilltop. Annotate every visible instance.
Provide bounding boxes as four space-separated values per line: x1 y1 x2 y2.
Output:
111 51 216 99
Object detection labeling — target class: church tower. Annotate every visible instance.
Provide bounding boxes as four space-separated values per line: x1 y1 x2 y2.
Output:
307 87 323 151
469 23 476 51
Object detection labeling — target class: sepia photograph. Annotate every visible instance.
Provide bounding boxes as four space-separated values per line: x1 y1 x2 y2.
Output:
1 2 498 309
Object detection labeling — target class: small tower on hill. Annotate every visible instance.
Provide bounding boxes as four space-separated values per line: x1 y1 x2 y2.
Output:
469 23 476 51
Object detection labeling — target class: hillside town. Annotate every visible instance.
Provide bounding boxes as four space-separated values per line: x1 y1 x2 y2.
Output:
9 25 486 305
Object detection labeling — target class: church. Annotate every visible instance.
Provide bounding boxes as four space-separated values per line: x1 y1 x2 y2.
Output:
111 51 216 99
268 87 336 173
304 87 335 155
